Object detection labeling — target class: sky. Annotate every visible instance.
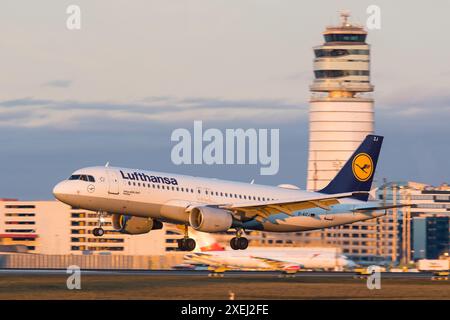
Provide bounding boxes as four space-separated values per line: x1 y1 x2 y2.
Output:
1 0 450 199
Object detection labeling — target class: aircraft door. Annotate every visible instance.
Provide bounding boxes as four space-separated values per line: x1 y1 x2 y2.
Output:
107 170 120 194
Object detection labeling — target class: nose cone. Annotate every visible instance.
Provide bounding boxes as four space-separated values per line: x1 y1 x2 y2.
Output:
53 181 69 202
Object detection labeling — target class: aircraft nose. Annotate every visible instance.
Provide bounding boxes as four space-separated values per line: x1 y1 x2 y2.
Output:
53 181 68 201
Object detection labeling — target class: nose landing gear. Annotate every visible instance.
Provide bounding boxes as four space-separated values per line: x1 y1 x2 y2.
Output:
93 211 106 237
177 225 196 251
93 227 104 237
230 228 248 250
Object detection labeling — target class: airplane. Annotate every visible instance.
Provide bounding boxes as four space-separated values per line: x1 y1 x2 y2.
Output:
53 134 401 251
177 231 357 273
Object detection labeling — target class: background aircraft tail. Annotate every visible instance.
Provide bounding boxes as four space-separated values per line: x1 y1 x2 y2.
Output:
190 230 225 252
319 135 383 201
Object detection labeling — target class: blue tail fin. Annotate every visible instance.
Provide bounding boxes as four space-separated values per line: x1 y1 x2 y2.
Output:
319 135 383 201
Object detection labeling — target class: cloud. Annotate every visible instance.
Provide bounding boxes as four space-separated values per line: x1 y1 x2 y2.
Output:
43 80 73 88
0 96 306 129
1 91 450 132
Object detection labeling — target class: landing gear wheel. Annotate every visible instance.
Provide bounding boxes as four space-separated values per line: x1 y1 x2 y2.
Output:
93 211 106 237
185 238 196 251
229 237 238 250
178 238 196 251
237 237 248 250
93 227 104 237
230 236 249 250
177 225 196 251
177 238 184 250
230 228 249 250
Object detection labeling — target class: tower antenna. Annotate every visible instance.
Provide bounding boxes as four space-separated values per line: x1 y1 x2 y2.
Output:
340 10 351 27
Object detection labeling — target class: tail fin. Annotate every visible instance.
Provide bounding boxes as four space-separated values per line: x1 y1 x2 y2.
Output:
319 135 383 201
190 230 225 252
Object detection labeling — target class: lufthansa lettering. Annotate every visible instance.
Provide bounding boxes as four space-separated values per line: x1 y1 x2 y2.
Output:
120 170 178 185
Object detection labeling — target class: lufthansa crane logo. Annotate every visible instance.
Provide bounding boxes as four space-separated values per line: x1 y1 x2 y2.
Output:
352 153 373 182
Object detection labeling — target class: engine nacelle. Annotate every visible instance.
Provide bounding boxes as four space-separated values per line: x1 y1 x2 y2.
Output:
112 214 163 235
189 207 233 233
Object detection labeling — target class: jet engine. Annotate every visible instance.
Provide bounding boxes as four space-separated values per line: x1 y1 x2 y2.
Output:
112 214 163 235
189 207 233 233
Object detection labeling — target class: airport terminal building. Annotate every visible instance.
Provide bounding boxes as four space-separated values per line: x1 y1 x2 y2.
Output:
0 199 184 255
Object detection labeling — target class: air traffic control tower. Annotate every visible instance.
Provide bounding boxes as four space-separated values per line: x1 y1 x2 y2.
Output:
307 12 374 191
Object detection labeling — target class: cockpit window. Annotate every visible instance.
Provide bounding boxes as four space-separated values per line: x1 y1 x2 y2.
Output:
68 174 95 182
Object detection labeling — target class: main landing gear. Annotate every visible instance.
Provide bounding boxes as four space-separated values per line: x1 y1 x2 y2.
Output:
177 225 196 251
93 211 106 237
230 228 248 250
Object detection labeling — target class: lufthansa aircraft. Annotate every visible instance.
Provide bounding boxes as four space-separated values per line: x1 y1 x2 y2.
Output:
53 135 400 251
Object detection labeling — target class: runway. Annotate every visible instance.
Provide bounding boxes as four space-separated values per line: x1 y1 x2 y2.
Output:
0 268 439 278
1 268 448 299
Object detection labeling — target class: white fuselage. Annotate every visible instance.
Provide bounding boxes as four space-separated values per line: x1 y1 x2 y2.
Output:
53 166 384 232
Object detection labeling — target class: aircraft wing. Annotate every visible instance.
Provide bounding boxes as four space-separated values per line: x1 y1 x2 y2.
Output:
219 192 364 222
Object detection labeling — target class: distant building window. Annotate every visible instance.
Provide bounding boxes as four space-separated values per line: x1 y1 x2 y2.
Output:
5 229 34 233
324 33 366 43
314 48 369 57
5 205 35 209
5 213 35 217
314 69 369 79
